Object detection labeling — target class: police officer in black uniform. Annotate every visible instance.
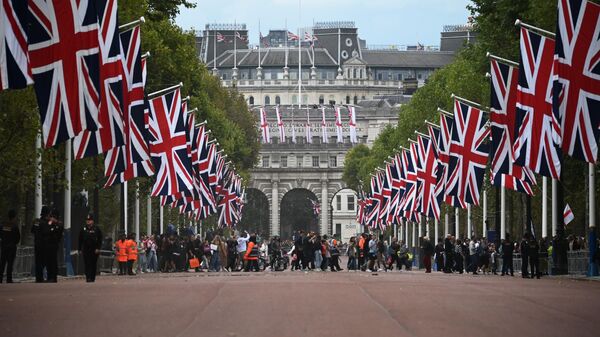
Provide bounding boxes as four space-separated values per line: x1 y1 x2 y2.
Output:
0 210 21 283
31 205 49 282
501 233 514 276
528 235 540 279
78 213 102 282
40 208 63 283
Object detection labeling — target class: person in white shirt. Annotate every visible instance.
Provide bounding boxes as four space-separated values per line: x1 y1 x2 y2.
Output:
236 231 250 271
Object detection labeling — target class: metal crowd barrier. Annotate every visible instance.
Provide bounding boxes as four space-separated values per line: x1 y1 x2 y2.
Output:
12 246 35 278
498 250 590 275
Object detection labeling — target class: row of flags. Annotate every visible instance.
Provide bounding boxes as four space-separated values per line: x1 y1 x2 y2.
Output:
358 0 600 229
0 0 244 227
216 30 318 47
259 105 358 144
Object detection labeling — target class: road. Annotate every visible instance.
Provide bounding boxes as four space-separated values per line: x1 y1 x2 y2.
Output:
1 270 599 337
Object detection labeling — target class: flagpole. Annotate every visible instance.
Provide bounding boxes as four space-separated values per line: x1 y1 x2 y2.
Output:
500 187 506 240
147 194 152 236
434 217 439 242
455 208 459 238
64 139 74 276
135 181 140 242
483 190 487 236
467 204 472 238
258 20 262 80
159 205 164 235
35 131 42 221
589 163 598 276
552 179 557 237
123 181 128 235
298 0 302 109
213 26 217 71
542 176 548 238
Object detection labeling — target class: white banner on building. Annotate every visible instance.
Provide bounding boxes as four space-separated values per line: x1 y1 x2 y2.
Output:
321 106 329 143
348 106 358 143
335 106 343 143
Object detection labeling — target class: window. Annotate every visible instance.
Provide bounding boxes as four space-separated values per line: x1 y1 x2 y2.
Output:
353 68 357 78
336 195 342 210
353 96 358 105
297 155 303 167
249 96 254 105
292 95 298 105
329 156 337 167
222 73 227 80
302 95 308 104
346 96 350 104
281 155 287 168
377 73 382 80
397 73 402 81
347 195 355 211
262 156 269 168
319 95 324 104
312 156 319 167
264 95 271 105
418 73 423 80
275 96 281 105
335 223 342 235
359 69 363 79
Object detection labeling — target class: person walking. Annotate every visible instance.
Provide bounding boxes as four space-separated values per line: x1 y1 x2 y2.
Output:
31 206 49 282
347 236 357 271
443 235 454 273
501 234 514 276
78 214 102 282
528 235 540 279
387 237 400 271
468 236 479 275
125 233 138 275
520 233 530 278
40 208 63 283
244 235 260 272
421 237 434 273
0 210 20 283
236 231 250 271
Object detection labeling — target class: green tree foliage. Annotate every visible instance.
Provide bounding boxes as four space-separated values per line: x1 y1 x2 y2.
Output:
343 0 599 238
0 0 259 235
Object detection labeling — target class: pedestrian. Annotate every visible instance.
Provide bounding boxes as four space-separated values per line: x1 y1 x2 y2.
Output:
443 235 453 273
138 234 148 273
528 235 540 279
520 233 530 278
358 233 366 271
147 235 158 272
115 233 128 275
329 239 342 271
376 235 387 271
434 238 444 272
226 235 238 272
31 206 49 282
500 234 514 276
41 208 63 283
0 210 20 283
421 237 434 273
347 236 357 270
244 235 260 272
126 233 138 275
367 234 377 272
236 231 250 271
468 236 479 275
387 237 400 271
77 213 102 282
454 239 464 274
313 234 323 271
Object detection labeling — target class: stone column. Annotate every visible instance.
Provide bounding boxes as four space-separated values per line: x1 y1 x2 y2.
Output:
271 180 279 237
321 180 328 235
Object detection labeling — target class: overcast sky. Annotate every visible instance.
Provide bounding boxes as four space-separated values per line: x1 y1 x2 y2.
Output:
175 0 473 46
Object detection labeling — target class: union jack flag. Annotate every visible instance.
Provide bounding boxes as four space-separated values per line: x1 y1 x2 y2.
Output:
446 99 490 206
366 172 383 228
415 134 440 221
276 106 285 141
436 113 466 208
287 31 299 41
357 191 367 226
427 123 447 210
554 0 600 164
513 27 562 179
235 31 246 42
216 32 225 43
400 145 419 221
194 126 217 214
104 26 153 187
147 88 194 196
73 0 125 159
378 165 393 223
389 153 406 223
311 199 321 217
489 57 535 195
28 0 101 148
0 0 33 90
217 174 239 227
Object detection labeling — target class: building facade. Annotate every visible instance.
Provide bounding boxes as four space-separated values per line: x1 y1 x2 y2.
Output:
197 21 466 240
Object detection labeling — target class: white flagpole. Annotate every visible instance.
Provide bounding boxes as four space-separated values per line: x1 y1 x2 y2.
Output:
500 187 506 240
542 176 548 238
124 181 128 235
552 178 558 237
213 27 217 70
285 19 288 70
483 189 487 236
298 0 302 108
135 181 140 242
444 210 449 236
147 194 152 236
258 20 261 68
64 139 73 276
455 207 459 238
434 217 439 242
467 203 472 238
234 22 237 70
159 205 164 235
35 131 42 220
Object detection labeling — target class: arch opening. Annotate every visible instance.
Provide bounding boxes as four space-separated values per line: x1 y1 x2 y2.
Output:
280 188 319 240
238 188 270 237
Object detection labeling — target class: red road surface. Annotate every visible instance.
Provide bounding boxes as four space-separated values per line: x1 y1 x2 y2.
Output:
1 271 599 337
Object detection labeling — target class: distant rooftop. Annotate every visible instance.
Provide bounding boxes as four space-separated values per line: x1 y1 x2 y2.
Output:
314 21 356 29
205 23 247 31
443 24 474 32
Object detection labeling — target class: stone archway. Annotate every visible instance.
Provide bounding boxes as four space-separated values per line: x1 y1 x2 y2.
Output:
238 188 270 237
280 188 319 240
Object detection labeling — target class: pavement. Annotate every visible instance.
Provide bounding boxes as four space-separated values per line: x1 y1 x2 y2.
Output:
1 270 599 337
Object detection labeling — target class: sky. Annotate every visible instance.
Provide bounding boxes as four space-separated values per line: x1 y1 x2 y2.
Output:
175 0 473 46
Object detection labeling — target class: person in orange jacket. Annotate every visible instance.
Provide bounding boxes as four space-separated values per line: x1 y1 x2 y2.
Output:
126 233 138 275
244 235 260 272
114 233 128 275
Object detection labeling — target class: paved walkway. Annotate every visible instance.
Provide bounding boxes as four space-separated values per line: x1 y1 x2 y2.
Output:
1 270 599 337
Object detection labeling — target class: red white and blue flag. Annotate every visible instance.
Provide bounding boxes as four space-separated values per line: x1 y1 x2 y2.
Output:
104 26 153 186
73 0 125 159
287 31 299 41
513 27 562 179
446 99 490 206
335 106 343 143
276 105 285 141
348 106 358 143
28 0 101 148
0 0 33 91
147 88 194 196
554 0 600 164
400 144 419 221
415 134 440 221
260 107 270 143
489 57 535 195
